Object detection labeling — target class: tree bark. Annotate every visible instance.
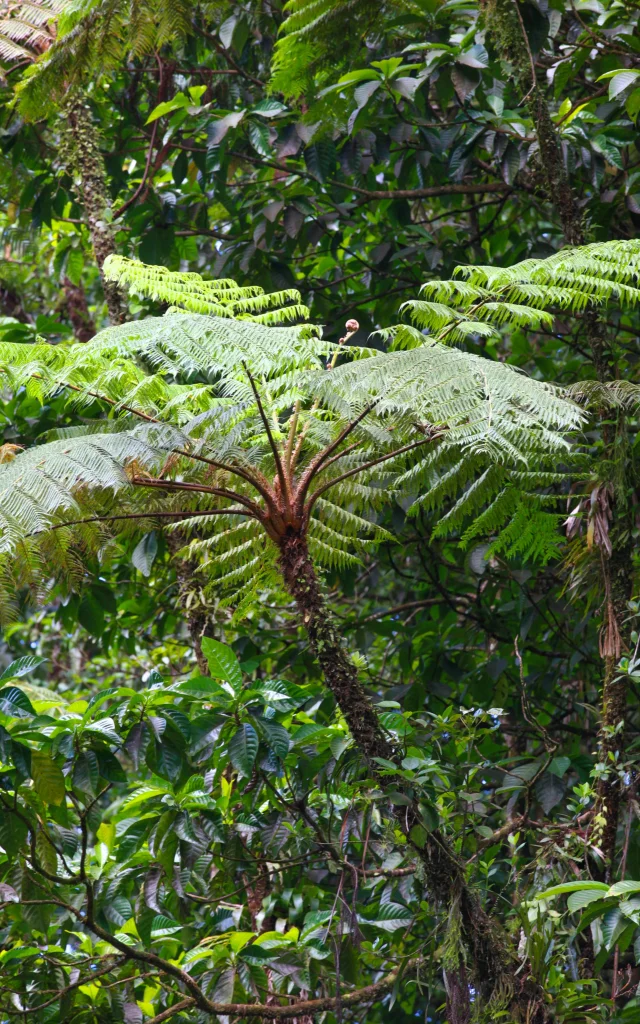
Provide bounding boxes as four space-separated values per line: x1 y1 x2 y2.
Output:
63 276 96 341
0 283 32 323
61 92 127 325
276 531 393 763
484 0 634 879
277 531 551 1023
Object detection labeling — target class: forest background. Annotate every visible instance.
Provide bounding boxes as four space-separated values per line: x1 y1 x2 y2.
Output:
1 1 640 1023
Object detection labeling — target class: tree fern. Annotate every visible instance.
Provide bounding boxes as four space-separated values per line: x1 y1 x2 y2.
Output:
400 241 640 350
270 0 411 101
0 1 62 64
10 0 195 118
0 241 637 611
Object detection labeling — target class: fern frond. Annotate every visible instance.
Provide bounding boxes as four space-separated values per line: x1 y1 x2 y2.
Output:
103 257 310 324
0 245 624 612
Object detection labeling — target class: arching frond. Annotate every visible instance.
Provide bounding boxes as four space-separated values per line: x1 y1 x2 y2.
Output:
1 244 633 613
103 256 310 324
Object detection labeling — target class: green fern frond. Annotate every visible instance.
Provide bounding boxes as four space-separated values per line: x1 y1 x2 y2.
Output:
566 379 640 409
270 0 395 100
488 502 564 566
0 245 627 613
103 256 310 324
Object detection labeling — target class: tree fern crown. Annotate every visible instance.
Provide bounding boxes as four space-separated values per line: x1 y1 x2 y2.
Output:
2 241 637 611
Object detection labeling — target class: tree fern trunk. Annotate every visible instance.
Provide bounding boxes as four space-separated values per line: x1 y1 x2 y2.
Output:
485 0 633 879
277 531 392 762
63 276 96 341
277 531 551 1023
62 93 126 326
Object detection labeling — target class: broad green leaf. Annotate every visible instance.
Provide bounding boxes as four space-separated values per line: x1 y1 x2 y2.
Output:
602 907 624 950
145 94 190 123
608 880 640 897
171 676 228 699
458 44 489 69
0 814 28 856
548 756 571 778
536 881 609 900
259 720 291 759
249 679 307 711
362 902 413 932
207 110 245 147
31 749 66 805
252 98 288 118
201 638 243 690
229 723 258 776
131 532 158 576
0 686 35 718
0 656 46 683
567 889 606 913
150 914 182 938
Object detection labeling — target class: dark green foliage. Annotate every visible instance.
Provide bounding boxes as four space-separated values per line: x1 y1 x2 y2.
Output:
1 1 640 1021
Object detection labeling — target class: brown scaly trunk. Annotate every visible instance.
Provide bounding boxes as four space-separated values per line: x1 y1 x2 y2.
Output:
63 276 96 341
61 92 126 325
484 0 634 878
277 531 551 1023
277 531 392 762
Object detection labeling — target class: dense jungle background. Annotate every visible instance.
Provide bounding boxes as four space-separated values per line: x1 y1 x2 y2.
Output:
2 1 640 1022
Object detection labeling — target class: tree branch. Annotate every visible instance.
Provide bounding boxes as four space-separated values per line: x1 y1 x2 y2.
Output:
143 957 419 1020
1 957 126 1014
41 506 253 535
144 1000 195 1024
113 119 159 218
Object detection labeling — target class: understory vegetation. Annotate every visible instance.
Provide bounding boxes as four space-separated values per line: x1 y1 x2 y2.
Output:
2 2 640 1023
